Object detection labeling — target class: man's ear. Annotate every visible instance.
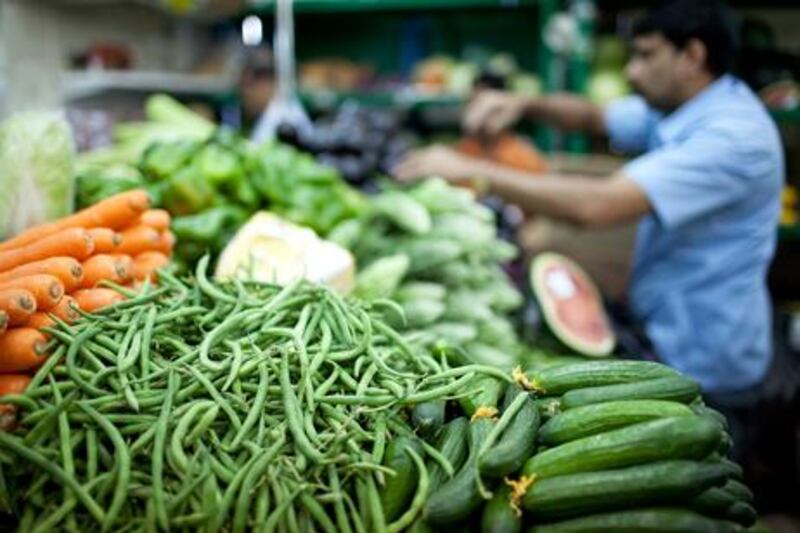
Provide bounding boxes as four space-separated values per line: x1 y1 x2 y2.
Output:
684 38 709 73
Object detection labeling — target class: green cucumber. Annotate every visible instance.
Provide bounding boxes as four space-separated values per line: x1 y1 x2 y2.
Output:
561 376 700 409
533 398 562 420
481 487 522 533
538 400 694 445
725 501 757 527
528 508 745 532
691 404 730 431
424 418 494 525
459 376 504 417
380 436 423 521
480 388 539 478
412 401 446 438
523 416 722 479
717 458 744 480
527 361 680 395
428 417 469 491
721 480 754 503
522 460 732 519
689 486 739 514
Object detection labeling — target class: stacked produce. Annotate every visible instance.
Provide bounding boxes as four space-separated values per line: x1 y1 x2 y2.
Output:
330 178 524 370
0 190 172 384
0 259 510 531
76 95 365 269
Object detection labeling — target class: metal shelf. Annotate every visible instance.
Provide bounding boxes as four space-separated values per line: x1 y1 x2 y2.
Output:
62 71 236 100
248 0 540 13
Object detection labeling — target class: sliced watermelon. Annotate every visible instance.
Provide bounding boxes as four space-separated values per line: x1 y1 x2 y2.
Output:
529 252 615 357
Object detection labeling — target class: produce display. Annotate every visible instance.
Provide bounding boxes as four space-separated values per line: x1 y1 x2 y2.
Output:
76 95 365 269
456 134 549 175
330 178 525 370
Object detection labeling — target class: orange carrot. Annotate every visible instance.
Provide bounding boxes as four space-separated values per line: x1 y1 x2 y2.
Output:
73 288 125 313
0 257 84 293
81 255 130 288
51 295 79 324
0 374 30 396
131 252 170 282
0 190 151 252
0 228 95 273
117 225 161 256
139 209 171 231
0 311 6 335
0 328 49 372
0 289 36 326
0 275 64 311
25 312 55 331
87 228 122 254
154 230 176 256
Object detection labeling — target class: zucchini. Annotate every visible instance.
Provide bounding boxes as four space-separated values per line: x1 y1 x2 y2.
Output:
526 361 680 395
528 508 745 532
721 480 754 503
424 418 494 525
480 388 539 478
412 401 446 438
725 501 757 527
523 416 722 479
560 376 700 409
538 400 694 445
380 436 423 521
481 487 522 533
428 417 469 491
522 460 732 519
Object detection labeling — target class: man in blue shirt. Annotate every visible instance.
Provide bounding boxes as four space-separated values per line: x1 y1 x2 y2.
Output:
395 0 784 395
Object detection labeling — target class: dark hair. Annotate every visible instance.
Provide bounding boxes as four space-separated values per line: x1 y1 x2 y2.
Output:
633 0 738 76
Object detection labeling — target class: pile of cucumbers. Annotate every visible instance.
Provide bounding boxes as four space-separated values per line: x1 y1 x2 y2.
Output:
390 360 758 532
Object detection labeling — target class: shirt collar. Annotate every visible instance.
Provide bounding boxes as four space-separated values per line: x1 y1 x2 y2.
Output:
656 74 738 142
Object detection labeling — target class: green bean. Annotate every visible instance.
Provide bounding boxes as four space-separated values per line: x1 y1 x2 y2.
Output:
253 482 271 530
169 400 214 474
184 364 242 430
222 340 245 392
365 472 386 532
185 403 220 446
152 371 178 530
300 492 337 533
343 491 367 533
65 325 107 397
86 428 98 480
386 447 428 533
232 432 286 533
280 351 325 464
261 484 303 533
0 431 105 523
26 345 65 391
370 416 387 467
228 362 269 451
195 255 237 305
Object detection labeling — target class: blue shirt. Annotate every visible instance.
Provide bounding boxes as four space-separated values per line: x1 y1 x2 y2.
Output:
605 75 784 393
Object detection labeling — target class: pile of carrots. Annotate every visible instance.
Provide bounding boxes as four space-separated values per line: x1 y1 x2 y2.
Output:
0 189 172 401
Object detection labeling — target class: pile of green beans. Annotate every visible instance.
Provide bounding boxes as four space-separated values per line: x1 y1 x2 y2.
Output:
0 256 508 532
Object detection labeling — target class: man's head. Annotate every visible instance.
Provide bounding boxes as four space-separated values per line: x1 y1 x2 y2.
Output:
627 0 737 111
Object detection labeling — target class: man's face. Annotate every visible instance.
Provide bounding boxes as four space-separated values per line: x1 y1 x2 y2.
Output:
626 33 690 111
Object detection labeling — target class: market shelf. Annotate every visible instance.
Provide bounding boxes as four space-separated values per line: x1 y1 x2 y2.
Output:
248 0 541 13
771 107 800 125
62 71 236 101
300 88 464 112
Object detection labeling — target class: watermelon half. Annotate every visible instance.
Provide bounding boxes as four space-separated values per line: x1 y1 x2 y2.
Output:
529 252 615 357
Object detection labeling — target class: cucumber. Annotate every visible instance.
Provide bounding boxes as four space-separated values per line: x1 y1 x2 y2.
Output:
718 431 733 455
725 501 757 527
481 487 522 533
523 416 722 479
412 401 446 438
690 404 730 431
527 361 680 395
533 398 562 421
424 418 494 525
721 480 754 503
459 376 504 417
522 460 732 519
480 388 539 478
717 458 744 480
527 508 745 532
428 417 469 491
561 376 700 409
380 436 424 521
689 486 739 514
538 400 695 445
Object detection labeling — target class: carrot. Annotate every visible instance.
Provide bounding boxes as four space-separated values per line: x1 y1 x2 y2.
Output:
0 228 95 273
0 289 36 326
87 228 122 254
0 311 6 335
456 136 488 158
0 374 30 396
0 328 49 372
25 312 55 331
0 275 64 311
51 295 80 324
0 190 150 252
131 252 170 282
139 209 171 231
73 288 125 313
81 255 130 288
117 225 161 256
490 134 549 173
155 230 176 256
0 256 84 293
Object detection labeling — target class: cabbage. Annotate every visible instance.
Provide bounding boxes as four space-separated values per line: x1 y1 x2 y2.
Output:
0 111 76 239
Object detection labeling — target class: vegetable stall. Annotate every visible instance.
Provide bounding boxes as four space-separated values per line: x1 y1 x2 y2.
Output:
0 97 761 532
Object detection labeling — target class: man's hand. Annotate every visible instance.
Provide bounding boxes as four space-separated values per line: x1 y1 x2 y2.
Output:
393 145 480 183
463 90 532 137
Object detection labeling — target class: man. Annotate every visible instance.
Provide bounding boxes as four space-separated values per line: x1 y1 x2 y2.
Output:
394 0 784 397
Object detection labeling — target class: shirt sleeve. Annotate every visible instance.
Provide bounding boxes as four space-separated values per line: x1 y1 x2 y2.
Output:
604 96 657 154
623 127 751 229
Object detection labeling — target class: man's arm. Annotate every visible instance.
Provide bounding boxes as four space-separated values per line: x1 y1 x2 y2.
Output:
463 90 607 137
394 146 650 228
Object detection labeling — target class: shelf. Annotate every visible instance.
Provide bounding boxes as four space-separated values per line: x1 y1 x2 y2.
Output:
248 0 540 14
779 224 800 241
300 88 464 111
771 107 800 125
62 71 236 100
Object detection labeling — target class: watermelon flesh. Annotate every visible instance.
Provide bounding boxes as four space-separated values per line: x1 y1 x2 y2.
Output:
530 253 615 357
